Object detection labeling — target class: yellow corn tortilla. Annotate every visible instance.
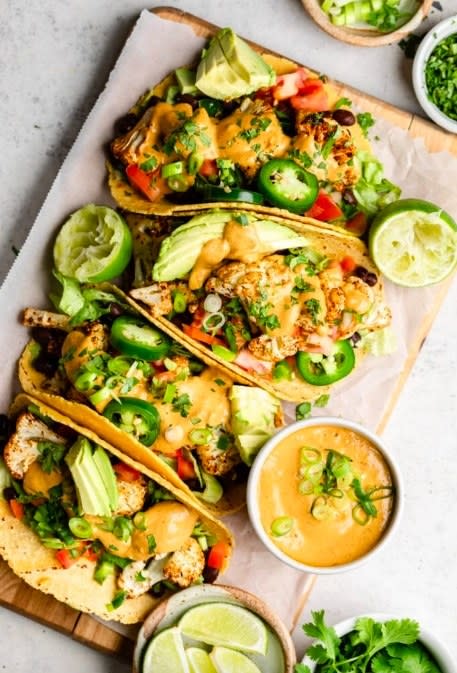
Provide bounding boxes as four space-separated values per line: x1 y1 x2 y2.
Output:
124 211 389 403
18 285 271 516
0 393 233 624
107 51 369 226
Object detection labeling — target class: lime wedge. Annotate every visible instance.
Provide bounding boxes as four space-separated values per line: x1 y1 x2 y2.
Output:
210 647 262 673
179 603 267 655
187 647 218 673
369 199 457 287
142 627 189 673
53 204 132 282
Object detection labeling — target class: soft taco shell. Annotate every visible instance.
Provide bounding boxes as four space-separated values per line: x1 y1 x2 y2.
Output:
0 393 233 624
107 51 366 229
18 287 252 516
124 213 389 403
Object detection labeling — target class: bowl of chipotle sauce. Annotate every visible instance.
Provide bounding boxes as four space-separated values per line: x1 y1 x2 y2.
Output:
246 417 403 574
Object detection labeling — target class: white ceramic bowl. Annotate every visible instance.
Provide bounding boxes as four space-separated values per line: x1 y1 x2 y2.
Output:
412 15 457 134
302 613 456 672
246 417 403 575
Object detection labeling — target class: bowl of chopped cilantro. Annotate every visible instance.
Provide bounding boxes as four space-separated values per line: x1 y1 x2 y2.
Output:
412 15 457 133
300 611 456 673
301 1 432 47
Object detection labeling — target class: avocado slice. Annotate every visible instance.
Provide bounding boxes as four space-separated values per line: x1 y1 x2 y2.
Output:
175 67 198 96
196 28 275 100
230 386 282 466
93 445 119 512
152 211 310 282
65 437 112 516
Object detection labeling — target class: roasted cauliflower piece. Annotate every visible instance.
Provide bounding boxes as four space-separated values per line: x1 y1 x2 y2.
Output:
162 537 205 588
113 475 148 517
118 555 169 598
196 431 241 476
248 334 298 362
130 282 195 317
4 411 67 479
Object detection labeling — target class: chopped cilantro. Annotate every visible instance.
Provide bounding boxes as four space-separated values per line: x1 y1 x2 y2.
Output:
294 276 313 293
217 433 231 451
248 300 280 330
147 534 157 553
288 148 313 168
334 97 352 109
37 441 66 473
314 394 330 408
172 393 192 418
357 112 375 137
139 156 158 172
214 378 226 386
304 298 322 325
135 571 147 582
296 402 312 420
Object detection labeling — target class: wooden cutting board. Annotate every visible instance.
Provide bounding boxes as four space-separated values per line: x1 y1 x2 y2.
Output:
1 5 456 660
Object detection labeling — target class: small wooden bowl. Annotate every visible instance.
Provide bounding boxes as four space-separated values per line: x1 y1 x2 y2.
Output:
301 0 433 47
132 584 297 673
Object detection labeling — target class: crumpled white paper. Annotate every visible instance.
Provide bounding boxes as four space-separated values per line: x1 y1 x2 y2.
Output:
0 9 456 637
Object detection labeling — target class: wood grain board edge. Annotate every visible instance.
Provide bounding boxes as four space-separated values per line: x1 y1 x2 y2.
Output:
1 5 455 659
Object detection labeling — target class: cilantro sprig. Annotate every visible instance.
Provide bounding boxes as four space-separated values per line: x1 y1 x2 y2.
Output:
296 611 438 673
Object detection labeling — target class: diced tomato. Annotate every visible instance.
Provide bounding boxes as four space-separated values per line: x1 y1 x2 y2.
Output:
234 349 274 375
271 67 309 101
83 544 101 563
306 191 344 222
198 159 218 178
182 324 225 346
176 450 196 481
206 541 230 570
55 549 78 569
340 255 357 273
126 164 162 202
9 499 24 520
290 78 329 112
114 462 142 482
345 211 368 237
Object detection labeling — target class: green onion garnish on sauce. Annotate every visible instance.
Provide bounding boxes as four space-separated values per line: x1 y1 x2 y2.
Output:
270 516 294 537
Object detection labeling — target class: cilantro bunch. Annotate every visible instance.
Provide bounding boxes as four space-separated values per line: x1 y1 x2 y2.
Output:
296 611 441 673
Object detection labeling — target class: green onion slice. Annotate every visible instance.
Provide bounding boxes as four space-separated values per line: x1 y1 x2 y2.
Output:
69 517 93 539
161 161 185 178
133 512 147 531
270 516 294 537
189 427 212 445
352 504 370 526
300 446 322 465
298 479 315 495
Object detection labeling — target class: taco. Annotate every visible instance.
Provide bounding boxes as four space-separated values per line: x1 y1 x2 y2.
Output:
0 394 233 623
18 285 283 516
123 208 392 403
107 27 399 233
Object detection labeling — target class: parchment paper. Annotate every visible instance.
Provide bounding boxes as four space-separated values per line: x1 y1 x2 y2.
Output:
0 10 456 633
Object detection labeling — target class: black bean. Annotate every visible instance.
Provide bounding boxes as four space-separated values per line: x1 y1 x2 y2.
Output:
354 266 378 286
342 189 357 206
144 95 162 111
365 272 378 287
202 566 219 584
350 332 361 347
151 582 166 598
332 109 356 126
114 112 138 136
186 478 204 493
176 93 199 109
109 303 124 317
3 487 16 501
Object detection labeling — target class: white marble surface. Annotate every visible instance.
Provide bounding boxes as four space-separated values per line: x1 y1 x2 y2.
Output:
0 1 456 671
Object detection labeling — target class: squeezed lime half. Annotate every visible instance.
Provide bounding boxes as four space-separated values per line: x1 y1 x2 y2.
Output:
369 199 457 287
142 627 189 673
53 204 132 282
179 602 267 655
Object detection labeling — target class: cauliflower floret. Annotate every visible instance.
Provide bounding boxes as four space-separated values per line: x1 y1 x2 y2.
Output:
196 432 241 476
113 475 148 517
3 412 67 479
162 538 205 588
117 554 169 598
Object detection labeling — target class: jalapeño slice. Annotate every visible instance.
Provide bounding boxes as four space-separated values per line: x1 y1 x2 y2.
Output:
110 316 171 361
103 398 160 446
257 159 319 213
296 340 355 386
197 185 265 205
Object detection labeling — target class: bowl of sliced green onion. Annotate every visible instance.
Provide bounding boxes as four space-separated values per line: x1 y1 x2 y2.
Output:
301 0 432 47
412 15 457 133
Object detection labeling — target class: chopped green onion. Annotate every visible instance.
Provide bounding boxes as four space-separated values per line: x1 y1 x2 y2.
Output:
112 517 133 543
211 344 236 362
188 151 204 175
270 516 294 537
167 175 189 192
173 291 187 313
89 387 113 405
161 161 184 178
311 496 333 521
369 485 394 501
163 383 177 404
298 479 315 495
425 34 457 122
107 356 132 376
133 512 147 531
42 537 66 549
107 590 127 611
352 504 370 526
273 359 293 381
94 561 115 584
300 446 322 465
189 428 212 445
74 371 98 392
69 517 93 539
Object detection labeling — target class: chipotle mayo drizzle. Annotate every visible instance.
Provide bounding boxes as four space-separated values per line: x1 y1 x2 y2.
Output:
258 425 393 567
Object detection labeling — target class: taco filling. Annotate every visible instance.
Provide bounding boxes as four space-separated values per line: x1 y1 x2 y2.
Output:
0 402 231 615
107 28 400 229
20 288 283 508
127 210 392 400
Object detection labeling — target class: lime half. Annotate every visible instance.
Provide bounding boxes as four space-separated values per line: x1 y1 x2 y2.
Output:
210 647 262 673
187 647 218 673
53 204 132 282
369 199 457 287
179 603 267 655
142 627 189 673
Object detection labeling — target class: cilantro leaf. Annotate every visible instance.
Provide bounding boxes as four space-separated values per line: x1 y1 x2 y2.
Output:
372 651 403 673
302 610 340 662
386 644 435 673
294 665 311 673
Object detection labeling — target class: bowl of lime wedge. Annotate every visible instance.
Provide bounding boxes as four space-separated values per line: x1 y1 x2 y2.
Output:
133 584 296 673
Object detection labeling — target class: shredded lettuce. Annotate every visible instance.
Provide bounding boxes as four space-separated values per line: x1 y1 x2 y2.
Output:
50 271 129 326
353 151 401 216
359 327 397 357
